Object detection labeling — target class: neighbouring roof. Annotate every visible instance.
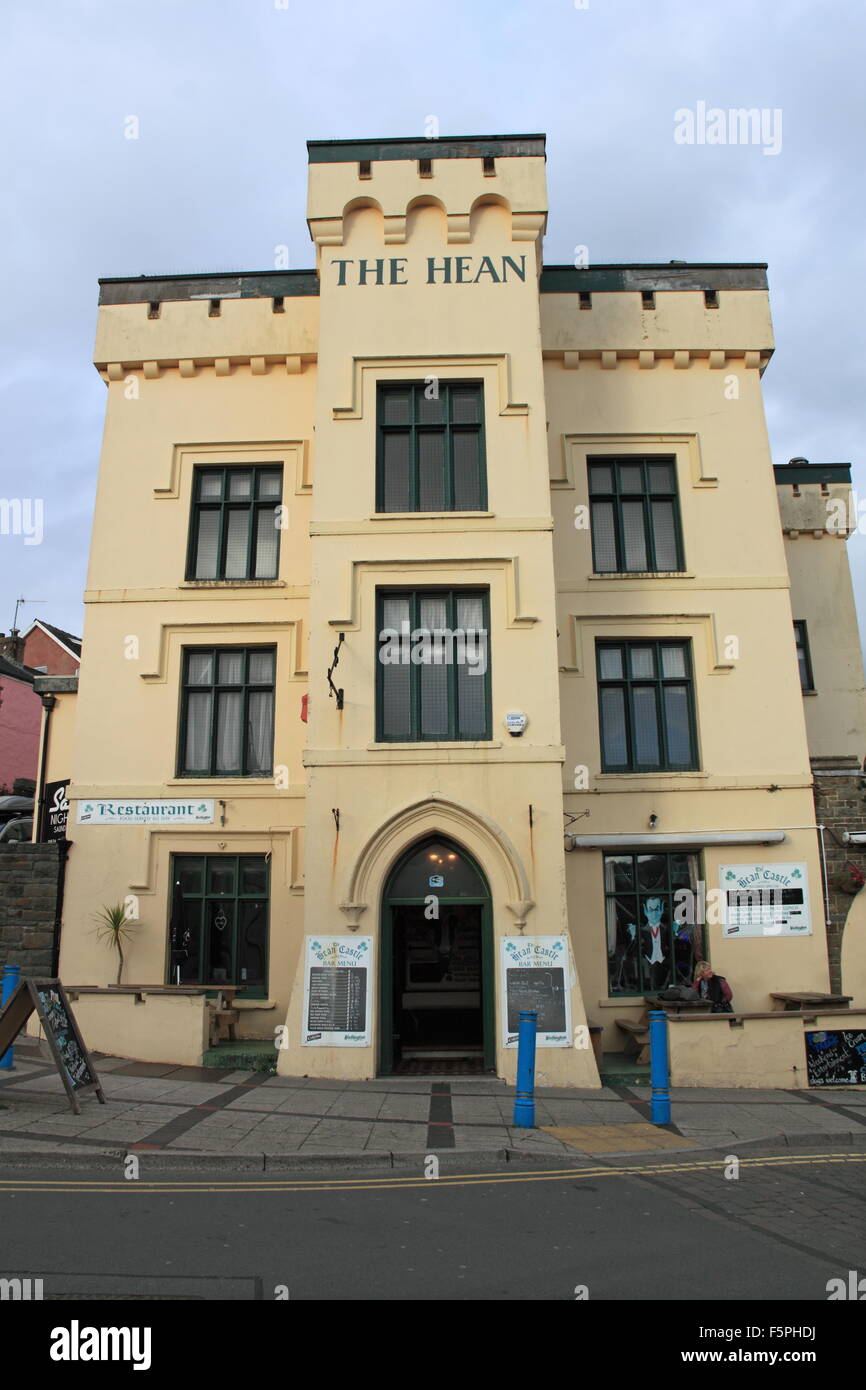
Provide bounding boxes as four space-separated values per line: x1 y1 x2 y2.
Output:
307 134 546 163
24 619 82 660
98 262 770 305
774 462 852 485
0 653 40 684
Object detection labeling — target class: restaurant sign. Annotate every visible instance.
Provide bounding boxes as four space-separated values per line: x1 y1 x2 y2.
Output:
77 799 215 826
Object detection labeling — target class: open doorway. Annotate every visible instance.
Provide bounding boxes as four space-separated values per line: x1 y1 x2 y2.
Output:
379 837 494 1074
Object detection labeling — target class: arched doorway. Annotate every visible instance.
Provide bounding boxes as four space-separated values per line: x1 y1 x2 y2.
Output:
379 836 495 1074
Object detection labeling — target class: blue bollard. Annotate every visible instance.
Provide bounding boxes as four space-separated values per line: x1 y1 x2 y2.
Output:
513 1009 538 1128
1 964 22 1070
649 1009 671 1125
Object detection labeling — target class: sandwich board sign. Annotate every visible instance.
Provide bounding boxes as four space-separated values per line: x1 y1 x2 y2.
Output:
0 978 105 1114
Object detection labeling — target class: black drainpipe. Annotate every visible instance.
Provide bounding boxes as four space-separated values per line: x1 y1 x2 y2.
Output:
35 694 68 978
51 839 70 978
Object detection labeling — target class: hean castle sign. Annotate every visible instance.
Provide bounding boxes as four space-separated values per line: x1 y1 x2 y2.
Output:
330 254 527 286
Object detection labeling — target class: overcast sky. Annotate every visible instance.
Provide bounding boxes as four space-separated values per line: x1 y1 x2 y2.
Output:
1 0 864 657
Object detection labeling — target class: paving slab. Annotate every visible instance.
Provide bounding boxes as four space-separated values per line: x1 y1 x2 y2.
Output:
543 1123 697 1154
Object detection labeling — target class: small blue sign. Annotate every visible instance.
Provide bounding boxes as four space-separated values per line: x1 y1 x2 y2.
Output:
428 874 444 888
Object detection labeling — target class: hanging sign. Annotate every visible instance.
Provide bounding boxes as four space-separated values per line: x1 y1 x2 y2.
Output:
77 799 215 826
501 936 571 1048
719 862 811 936
302 936 372 1047
40 779 69 841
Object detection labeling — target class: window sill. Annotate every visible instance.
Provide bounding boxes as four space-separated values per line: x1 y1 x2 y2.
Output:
367 741 502 751
588 571 694 581
168 776 274 784
595 770 706 779
369 512 494 521
802 689 818 697
180 580 286 588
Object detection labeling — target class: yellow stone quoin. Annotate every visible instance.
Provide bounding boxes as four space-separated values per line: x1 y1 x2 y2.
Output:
41 133 866 1085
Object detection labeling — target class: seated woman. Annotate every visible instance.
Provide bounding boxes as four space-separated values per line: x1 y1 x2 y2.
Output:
693 960 734 1013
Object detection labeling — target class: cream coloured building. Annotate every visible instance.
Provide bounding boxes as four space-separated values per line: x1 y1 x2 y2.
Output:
41 133 866 1084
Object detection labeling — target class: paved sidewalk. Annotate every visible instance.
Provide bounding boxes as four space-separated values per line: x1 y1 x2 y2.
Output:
1 1046 865 1167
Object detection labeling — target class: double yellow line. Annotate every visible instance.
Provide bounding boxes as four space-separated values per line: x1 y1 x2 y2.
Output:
0 1151 862 1195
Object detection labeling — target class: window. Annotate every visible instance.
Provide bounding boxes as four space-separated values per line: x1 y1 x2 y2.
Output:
641 291 655 310
377 381 486 512
187 466 283 581
179 647 275 777
597 640 698 772
169 854 269 996
377 589 491 742
482 156 496 175
418 157 432 177
794 620 815 692
588 456 684 573
604 851 703 995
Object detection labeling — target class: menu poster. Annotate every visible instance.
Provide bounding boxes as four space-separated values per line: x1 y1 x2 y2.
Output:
719 862 812 937
302 936 372 1047
500 937 571 1048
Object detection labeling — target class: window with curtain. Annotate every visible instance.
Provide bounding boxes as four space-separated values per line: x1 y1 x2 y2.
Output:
179 647 275 776
604 851 703 995
377 382 486 512
169 854 269 996
597 640 698 772
588 457 684 574
377 589 491 741
187 466 283 580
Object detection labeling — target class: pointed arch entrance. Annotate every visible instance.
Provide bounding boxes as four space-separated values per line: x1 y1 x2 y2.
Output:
379 835 495 1074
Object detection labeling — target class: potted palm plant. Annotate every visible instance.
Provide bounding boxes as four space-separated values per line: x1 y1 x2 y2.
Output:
94 902 138 985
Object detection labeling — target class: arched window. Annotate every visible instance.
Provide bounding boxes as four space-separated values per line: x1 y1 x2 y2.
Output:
387 838 487 900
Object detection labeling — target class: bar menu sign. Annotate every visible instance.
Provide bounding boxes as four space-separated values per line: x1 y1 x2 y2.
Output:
302 936 372 1047
500 936 571 1048
720 862 812 937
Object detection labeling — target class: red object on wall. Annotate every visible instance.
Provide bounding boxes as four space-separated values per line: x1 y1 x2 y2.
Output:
300 694 309 723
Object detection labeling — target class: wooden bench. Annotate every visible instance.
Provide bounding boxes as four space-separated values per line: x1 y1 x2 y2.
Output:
615 1017 650 1064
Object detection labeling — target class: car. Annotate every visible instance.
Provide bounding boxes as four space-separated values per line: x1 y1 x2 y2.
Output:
0 816 33 842
0 794 35 825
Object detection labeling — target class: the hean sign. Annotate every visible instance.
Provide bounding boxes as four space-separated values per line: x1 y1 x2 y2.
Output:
330 254 527 286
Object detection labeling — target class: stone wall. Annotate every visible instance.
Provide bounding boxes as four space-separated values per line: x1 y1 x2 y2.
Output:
812 759 866 992
0 842 58 974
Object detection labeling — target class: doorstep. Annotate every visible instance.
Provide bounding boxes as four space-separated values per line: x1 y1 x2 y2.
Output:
600 1051 650 1087
201 1039 277 1072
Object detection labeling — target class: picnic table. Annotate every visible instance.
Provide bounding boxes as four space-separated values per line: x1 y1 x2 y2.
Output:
770 991 852 1012
643 995 714 1016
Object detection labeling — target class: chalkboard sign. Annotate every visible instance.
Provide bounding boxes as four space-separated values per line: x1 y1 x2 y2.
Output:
307 966 367 1033
506 967 567 1034
805 1029 866 1087
0 978 105 1114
